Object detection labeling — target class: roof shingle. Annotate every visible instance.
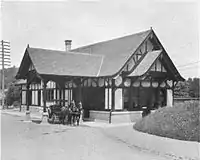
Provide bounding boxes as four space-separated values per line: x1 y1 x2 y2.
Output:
27 48 103 77
72 29 151 76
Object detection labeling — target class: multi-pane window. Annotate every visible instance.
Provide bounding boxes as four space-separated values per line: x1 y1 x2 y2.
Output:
46 89 54 101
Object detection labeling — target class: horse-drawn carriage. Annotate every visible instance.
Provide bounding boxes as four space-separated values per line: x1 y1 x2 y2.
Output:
47 103 82 126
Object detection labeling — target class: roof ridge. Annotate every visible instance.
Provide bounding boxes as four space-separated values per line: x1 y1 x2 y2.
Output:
69 51 103 58
71 29 151 51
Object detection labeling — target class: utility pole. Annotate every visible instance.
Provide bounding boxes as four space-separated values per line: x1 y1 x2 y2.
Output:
0 40 11 109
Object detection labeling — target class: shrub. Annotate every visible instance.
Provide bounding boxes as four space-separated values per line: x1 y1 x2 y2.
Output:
134 101 200 142
5 84 21 106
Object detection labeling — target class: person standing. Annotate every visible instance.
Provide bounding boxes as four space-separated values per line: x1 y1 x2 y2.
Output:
78 102 83 124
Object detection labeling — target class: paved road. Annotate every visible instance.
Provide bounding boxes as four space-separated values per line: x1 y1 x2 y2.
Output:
1 114 171 160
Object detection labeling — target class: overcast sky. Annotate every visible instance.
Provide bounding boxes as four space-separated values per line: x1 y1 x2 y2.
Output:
1 0 199 78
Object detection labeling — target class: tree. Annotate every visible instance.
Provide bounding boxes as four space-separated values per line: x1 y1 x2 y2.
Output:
5 84 21 106
174 81 190 98
0 66 19 89
188 78 200 98
174 78 200 98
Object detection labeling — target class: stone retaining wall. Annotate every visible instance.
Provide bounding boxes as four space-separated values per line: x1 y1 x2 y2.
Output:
89 110 143 123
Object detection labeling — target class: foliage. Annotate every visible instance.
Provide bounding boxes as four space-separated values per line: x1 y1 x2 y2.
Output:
0 66 18 89
188 78 200 97
5 84 21 106
174 78 200 98
174 81 190 98
134 101 200 142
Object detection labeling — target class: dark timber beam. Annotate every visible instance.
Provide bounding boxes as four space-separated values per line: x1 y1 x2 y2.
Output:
42 80 47 113
129 79 133 111
63 88 65 106
111 79 115 112
26 84 30 111
109 79 116 123
41 79 49 124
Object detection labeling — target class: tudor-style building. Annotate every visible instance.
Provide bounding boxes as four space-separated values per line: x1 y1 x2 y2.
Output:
16 28 184 123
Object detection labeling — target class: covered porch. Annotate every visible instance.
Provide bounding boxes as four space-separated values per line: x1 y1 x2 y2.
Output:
18 69 177 123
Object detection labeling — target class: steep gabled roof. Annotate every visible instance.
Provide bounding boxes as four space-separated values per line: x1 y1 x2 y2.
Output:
28 48 104 77
128 50 162 77
16 48 103 78
127 49 184 81
72 29 151 76
16 28 184 81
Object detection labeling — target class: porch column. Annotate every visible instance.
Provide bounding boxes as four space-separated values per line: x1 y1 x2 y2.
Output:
76 84 82 103
167 89 173 107
41 80 48 123
75 78 82 104
59 87 62 106
43 81 47 112
109 79 115 123
172 80 175 106
78 82 83 123
129 80 133 110
63 88 65 106
137 86 140 108
111 79 115 112
24 83 31 122
19 85 22 112
26 84 30 111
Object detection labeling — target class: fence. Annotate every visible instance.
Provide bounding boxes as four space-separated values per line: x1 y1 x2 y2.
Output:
174 97 199 104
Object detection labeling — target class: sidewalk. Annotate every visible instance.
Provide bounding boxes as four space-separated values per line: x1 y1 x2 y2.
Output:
1 109 133 128
83 121 134 128
104 125 200 160
1 109 43 120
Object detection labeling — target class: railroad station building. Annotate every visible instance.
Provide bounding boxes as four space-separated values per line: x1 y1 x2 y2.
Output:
16 28 184 123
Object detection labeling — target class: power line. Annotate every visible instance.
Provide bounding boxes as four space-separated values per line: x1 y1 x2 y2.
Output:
178 65 199 70
179 68 199 71
177 61 200 68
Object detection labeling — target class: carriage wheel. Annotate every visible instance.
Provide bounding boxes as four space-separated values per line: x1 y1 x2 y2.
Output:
48 113 55 124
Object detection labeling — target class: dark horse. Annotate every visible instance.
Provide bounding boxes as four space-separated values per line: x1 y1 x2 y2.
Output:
60 106 71 125
48 102 82 125
71 102 82 126
48 104 70 125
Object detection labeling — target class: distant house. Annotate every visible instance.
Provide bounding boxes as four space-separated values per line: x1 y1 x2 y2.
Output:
16 28 184 123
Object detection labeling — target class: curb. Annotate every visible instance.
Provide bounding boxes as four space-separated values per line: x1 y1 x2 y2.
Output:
1 110 42 120
104 126 200 160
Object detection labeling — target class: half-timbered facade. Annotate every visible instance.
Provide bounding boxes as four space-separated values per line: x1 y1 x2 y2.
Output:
16 28 184 123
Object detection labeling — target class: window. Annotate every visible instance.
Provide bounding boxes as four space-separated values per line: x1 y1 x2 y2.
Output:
46 89 54 101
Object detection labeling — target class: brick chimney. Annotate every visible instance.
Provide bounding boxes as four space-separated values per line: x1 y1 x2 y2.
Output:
65 40 72 51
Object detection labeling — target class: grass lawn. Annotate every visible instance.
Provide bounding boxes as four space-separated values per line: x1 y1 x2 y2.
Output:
134 101 200 142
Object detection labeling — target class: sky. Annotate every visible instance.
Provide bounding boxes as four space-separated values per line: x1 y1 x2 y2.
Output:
1 0 199 78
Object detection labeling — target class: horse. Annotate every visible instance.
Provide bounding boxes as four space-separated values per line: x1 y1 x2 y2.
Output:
59 106 70 125
67 106 73 125
71 102 82 126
